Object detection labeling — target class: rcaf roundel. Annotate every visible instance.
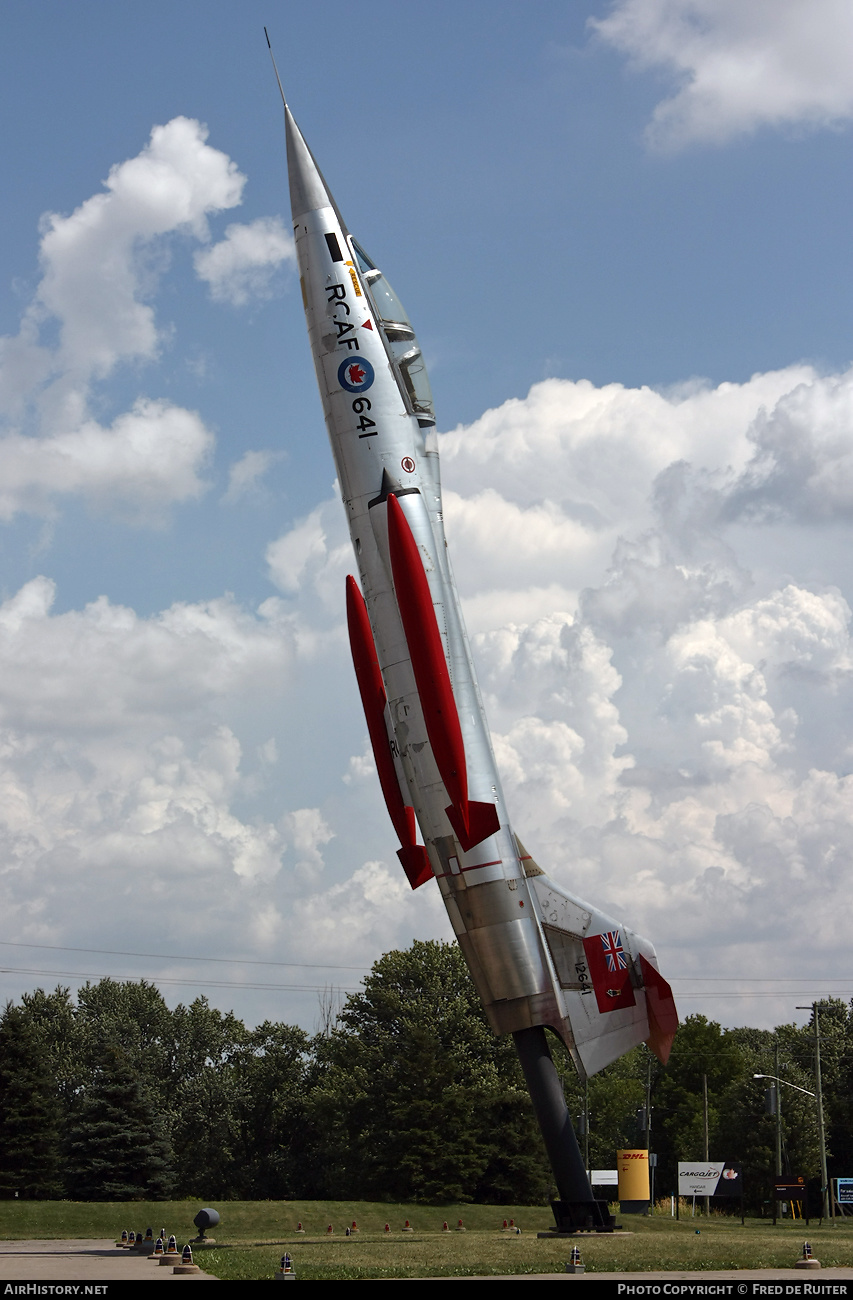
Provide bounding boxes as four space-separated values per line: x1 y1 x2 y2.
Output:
338 357 375 393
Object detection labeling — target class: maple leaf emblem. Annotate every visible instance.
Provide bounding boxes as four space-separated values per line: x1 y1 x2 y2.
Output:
347 364 366 386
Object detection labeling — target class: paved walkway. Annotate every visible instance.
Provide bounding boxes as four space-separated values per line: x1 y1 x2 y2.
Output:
0 1239 217 1281
459 1267 853 1280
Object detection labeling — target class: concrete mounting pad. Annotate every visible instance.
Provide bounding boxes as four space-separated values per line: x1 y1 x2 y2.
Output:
0 1239 217 1281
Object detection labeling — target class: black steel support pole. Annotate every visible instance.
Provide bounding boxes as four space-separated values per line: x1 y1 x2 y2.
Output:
513 1025 612 1230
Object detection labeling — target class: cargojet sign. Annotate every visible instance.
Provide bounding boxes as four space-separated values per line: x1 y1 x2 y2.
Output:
678 1163 742 1197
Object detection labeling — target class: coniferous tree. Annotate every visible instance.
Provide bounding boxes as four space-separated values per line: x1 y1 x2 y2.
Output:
65 1044 175 1200
0 1002 64 1198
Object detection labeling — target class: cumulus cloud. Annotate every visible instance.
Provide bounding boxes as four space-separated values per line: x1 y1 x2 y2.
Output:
0 571 372 991
429 364 853 1023
725 367 853 522
0 119 248 521
251 364 853 1008
441 364 827 625
0 400 212 521
30 117 244 389
288 859 445 965
240 362 853 1018
280 807 335 878
0 580 291 946
265 498 352 612
590 0 853 149
194 216 295 306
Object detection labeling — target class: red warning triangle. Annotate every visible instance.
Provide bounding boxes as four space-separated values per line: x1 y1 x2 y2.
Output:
362 319 373 330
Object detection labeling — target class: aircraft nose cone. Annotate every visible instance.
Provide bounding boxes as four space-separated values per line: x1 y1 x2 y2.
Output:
285 105 342 225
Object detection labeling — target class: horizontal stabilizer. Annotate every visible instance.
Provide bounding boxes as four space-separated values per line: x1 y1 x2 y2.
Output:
526 867 678 1078
639 954 677 1065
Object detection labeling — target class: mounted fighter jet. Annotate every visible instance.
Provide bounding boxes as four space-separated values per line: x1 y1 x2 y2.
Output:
273 55 677 1231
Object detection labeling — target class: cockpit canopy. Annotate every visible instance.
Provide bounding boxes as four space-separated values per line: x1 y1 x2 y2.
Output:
350 239 435 425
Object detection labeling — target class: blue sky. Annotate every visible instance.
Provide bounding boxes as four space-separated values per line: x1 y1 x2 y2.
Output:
1 0 852 1035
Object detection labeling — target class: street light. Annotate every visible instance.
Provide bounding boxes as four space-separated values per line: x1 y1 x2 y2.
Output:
753 1074 816 1097
796 1002 834 1223
754 1072 815 1181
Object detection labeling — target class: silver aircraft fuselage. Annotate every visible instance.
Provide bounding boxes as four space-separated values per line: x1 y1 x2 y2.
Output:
282 103 676 1082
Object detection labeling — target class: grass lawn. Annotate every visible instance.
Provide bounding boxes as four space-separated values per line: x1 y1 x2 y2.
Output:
1 1201 851 1279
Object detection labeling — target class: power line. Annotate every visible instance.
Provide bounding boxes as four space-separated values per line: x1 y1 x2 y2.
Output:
671 978 853 984
1 940 847 986
674 991 853 999
0 964 360 994
0 962 848 1004
0 939 369 972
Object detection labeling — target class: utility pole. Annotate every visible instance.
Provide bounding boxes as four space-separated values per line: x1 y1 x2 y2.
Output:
703 1073 710 1218
775 1038 783 1178
797 1002 834 1223
754 1068 817 1221
583 1078 590 1178
646 1055 655 1210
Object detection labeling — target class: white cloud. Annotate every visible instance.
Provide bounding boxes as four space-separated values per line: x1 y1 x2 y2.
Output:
725 367 853 522
0 118 245 521
591 0 853 149
0 577 295 735
0 400 212 521
288 860 445 964
194 216 295 306
35 116 244 383
444 487 599 604
280 807 335 878
439 364 824 631
4 346 853 1026
265 498 352 611
428 365 853 1023
0 583 297 945
0 572 370 986
223 448 283 503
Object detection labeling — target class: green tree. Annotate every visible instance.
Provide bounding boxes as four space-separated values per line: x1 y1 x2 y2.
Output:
65 1044 175 1200
18 986 80 1107
795 1000 852 1182
823 999 853 1179
558 1044 649 1173
648 1014 745 1196
228 1021 310 1198
0 1003 64 1198
165 998 310 1199
74 979 175 1094
306 940 551 1203
166 996 244 1198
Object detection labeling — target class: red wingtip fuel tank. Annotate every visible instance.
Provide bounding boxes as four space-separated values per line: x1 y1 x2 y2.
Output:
281 99 677 1084
346 575 432 890
386 494 500 852
386 494 469 822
